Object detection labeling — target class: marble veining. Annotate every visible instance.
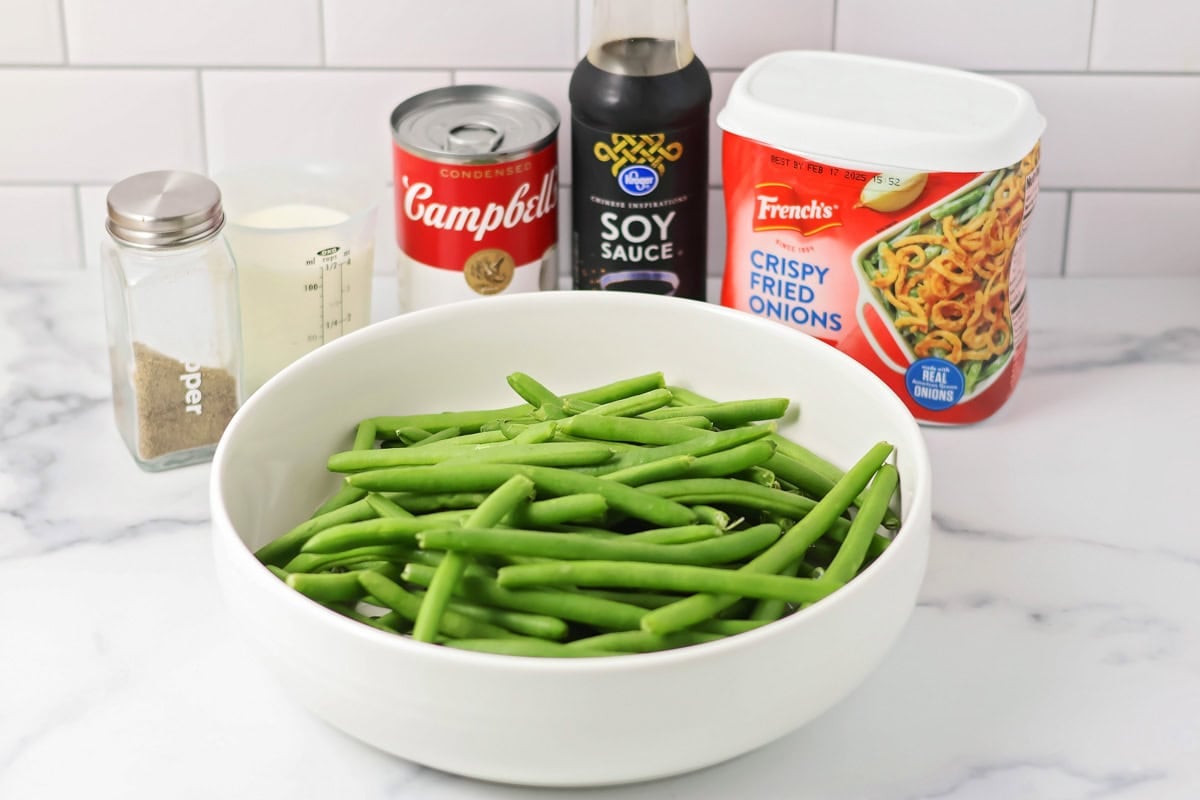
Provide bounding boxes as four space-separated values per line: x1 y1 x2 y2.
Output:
1 274 1198 799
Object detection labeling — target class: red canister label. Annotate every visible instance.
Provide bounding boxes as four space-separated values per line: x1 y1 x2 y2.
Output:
393 144 558 303
720 131 1041 425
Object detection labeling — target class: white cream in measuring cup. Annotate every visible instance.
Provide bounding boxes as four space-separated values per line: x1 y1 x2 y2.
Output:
218 165 378 395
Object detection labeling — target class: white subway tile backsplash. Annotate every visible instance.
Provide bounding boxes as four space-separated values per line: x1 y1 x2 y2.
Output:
709 70 737 187
455 70 573 184
77 185 110 270
62 0 321 66
0 0 1198 283
1064 192 1200 277
324 0 575 68
0 70 203 182
1092 0 1200 72
0 187 80 271
577 0 833 70
202 70 448 180
0 0 63 64
1001 74 1200 190
835 0 1092 71
690 0 833 69
1024 190 1068 278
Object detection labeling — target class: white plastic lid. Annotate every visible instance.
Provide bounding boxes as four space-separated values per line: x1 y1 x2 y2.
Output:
717 51 1046 172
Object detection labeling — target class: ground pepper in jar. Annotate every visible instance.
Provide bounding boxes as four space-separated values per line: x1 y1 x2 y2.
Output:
100 170 244 471
131 343 238 460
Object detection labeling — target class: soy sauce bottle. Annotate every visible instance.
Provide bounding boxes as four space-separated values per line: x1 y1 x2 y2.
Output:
570 0 711 300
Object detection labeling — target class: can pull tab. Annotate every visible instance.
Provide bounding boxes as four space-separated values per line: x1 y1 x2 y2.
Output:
445 122 506 155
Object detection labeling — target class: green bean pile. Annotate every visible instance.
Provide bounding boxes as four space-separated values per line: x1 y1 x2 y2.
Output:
254 371 901 657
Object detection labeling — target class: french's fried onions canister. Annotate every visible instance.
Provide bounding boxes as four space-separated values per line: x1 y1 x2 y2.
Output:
718 51 1045 425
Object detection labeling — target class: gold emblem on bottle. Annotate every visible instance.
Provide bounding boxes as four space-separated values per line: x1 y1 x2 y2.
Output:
594 133 683 176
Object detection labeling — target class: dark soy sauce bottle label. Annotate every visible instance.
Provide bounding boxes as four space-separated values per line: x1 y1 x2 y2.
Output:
570 34 711 301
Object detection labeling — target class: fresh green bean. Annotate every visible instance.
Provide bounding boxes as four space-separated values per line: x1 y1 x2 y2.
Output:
370 405 531 437
381 491 490 514
748 559 802 621
408 426 463 447
402 562 647 630
364 493 414 519
506 372 567 419
359 571 514 640
420 523 777 567
498 559 839 604
563 629 724 653
664 385 875 512
568 588 681 608
413 475 536 643
301 515 449 554
684 440 777 480
602 455 695 486
640 478 817 518
641 442 893 635
690 504 731 530
512 420 558 444
569 372 666 404
394 426 433 445
444 638 622 658
600 424 775 475
351 419 377 451
556 413 710 446
565 387 675 418
286 568 381 604
284 544 412 573
641 398 790 428
825 464 899 585
696 618 770 635
256 498 377 566
349 464 697 528
418 594 568 640
504 493 608 528
621 524 723 544
328 441 617 472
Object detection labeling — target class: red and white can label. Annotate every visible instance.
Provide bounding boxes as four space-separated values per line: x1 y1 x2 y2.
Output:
394 144 559 307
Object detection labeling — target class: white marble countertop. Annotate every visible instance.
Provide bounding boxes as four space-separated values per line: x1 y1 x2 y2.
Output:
2 272 1198 799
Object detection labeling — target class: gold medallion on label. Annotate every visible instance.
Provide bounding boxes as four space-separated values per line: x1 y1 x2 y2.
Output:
463 248 515 295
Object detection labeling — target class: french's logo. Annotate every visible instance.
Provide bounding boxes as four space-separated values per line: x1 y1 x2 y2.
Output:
752 183 841 236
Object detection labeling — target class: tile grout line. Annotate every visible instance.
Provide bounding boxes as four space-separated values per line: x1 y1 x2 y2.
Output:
195 69 210 174
1059 190 1074 277
72 184 87 269
0 63 1197 77
830 0 839 50
1086 0 1098 70
317 0 327 67
55 0 70 63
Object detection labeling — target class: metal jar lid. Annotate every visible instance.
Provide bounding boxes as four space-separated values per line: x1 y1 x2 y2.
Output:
391 85 560 164
106 170 225 249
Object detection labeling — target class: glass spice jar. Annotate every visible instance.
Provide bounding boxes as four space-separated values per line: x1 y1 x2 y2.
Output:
100 170 244 471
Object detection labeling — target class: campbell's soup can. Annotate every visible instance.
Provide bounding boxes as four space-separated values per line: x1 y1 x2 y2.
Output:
718 51 1046 425
391 85 560 310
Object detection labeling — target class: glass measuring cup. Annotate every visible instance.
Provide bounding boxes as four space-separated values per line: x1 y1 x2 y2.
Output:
217 164 378 395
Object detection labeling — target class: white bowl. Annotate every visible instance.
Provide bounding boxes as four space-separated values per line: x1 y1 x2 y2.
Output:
210 291 932 787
